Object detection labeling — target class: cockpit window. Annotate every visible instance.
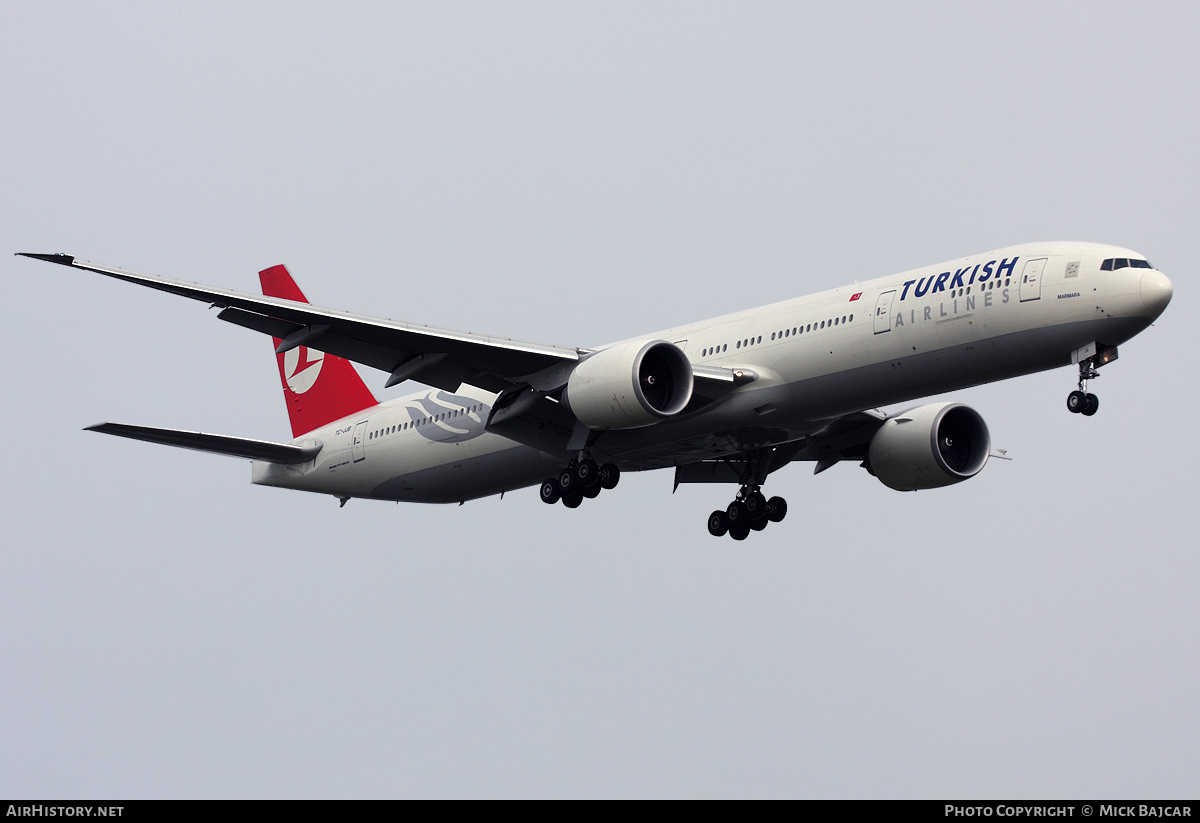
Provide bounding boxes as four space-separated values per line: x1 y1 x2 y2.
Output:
1101 257 1153 271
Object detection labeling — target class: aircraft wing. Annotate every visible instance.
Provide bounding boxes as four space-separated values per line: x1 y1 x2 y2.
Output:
85 423 320 464
20 253 579 394
21 253 746 397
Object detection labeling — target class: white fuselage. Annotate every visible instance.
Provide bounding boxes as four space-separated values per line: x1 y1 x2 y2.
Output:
252 241 1171 503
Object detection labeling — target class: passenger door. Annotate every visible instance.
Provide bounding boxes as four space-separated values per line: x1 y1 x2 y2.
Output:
873 290 896 334
1020 258 1047 302
351 420 368 463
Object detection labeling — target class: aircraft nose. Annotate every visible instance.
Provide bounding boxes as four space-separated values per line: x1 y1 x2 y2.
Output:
1140 270 1173 317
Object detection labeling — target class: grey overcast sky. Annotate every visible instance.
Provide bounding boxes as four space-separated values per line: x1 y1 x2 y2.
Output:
1 1 1196 798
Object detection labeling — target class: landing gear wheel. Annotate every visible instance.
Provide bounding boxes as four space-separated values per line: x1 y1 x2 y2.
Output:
750 517 768 531
1067 390 1088 414
561 493 582 509
708 510 729 537
558 468 577 496
539 479 560 505
767 496 788 523
599 463 621 490
575 458 600 488
582 484 601 499
726 499 748 526
745 490 768 521
729 525 750 541
1082 393 1099 416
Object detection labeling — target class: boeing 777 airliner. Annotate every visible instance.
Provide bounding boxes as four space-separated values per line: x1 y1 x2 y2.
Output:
20 241 1172 540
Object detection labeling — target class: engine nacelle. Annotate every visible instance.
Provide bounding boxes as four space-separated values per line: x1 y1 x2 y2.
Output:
562 339 693 429
868 402 990 491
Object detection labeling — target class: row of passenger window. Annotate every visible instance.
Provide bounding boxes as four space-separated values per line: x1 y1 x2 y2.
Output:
945 278 1011 299
368 403 485 441
698 313 856 358
1100 258 1153 271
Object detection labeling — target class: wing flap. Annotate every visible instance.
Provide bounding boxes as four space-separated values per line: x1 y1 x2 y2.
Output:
85 423 320 464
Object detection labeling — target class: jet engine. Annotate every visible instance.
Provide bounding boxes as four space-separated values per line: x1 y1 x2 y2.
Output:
867 402 990 491
562 339 693 429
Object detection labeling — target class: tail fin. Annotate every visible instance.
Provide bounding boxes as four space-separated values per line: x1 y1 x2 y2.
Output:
260 265 378 437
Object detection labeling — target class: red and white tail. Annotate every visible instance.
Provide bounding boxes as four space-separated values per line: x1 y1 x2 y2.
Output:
259 265 379 438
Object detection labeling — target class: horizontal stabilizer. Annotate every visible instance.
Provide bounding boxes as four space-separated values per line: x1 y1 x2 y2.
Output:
84 423 320 464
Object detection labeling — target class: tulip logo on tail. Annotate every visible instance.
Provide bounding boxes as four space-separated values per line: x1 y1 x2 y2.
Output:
283 346 324 394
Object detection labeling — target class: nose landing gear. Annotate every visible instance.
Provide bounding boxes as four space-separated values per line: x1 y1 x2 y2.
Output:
1067 359 1100 417
1067 344 1118 417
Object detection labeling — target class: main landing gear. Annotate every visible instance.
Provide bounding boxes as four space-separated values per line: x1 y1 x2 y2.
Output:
1067 358 1100 417
538 457 621 508
706 486 787 541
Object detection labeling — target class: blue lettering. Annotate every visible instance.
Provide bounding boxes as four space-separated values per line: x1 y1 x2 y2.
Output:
900 279 917 300
996 257 1019 280
968 264 980 284
932 271 951 293
914 276 932 298
950 267 969 289
979 260 995 282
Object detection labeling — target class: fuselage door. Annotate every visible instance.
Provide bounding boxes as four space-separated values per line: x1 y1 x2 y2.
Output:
351 420 368 463
1020 258 1047 302
873 290 896 334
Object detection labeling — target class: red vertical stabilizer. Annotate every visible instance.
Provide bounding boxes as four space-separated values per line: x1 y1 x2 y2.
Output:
259 265 379 438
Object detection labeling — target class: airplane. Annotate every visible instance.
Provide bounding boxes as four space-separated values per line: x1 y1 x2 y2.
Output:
19 241 1172 540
